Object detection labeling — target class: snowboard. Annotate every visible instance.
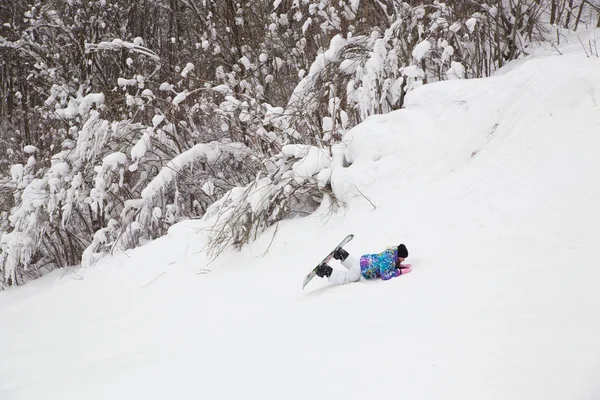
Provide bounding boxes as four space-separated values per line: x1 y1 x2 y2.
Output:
302 234 354 290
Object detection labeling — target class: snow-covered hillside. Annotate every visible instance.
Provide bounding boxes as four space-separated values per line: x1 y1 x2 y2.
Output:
2 31 600 400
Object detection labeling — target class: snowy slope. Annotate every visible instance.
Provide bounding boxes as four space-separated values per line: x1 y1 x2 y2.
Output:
2 32 600 400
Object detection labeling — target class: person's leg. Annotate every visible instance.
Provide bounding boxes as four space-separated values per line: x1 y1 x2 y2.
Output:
323 254 362 285
316 262 350 285
340 255 362 282
327 268 347 285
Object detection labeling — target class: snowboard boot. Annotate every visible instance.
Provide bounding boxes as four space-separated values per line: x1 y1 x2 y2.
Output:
332 248 350 262
399 263 412 269
315 263 333 278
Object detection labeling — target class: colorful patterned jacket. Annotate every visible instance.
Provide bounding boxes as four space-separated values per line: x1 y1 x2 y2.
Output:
359 247 401 280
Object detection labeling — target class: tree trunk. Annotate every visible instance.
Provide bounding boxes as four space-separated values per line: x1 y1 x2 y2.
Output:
564 0 574 27
574 1 585 31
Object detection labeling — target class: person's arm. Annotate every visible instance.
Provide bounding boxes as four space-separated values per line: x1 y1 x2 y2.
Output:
380 267 401 280
379 250 400 280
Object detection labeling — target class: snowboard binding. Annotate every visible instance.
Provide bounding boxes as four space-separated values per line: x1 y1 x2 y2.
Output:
315 263 333 278
332 248 349 262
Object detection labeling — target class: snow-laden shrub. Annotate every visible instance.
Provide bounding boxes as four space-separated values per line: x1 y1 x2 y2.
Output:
204 144 337 257
112 139 257 258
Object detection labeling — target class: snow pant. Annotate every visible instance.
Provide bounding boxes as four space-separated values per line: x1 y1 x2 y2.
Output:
328 255 362 285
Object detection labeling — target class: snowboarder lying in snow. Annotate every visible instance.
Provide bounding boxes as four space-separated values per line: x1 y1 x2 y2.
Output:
315 244 411 285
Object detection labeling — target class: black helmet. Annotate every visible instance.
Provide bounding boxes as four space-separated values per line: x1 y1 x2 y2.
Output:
397 244 408 258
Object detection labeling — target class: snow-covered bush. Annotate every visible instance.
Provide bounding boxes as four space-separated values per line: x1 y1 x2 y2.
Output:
113 139 257 256
204 144 337 257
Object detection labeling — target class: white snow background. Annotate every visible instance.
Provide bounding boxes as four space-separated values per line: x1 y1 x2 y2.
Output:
2 32 600 400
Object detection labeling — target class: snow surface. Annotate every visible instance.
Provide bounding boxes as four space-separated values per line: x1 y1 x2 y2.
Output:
101 152 128 171
172 90 189 106
181 62 195 78
2 32 600 400
22 145 37 154
466 17 478 33
412 39 431 60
